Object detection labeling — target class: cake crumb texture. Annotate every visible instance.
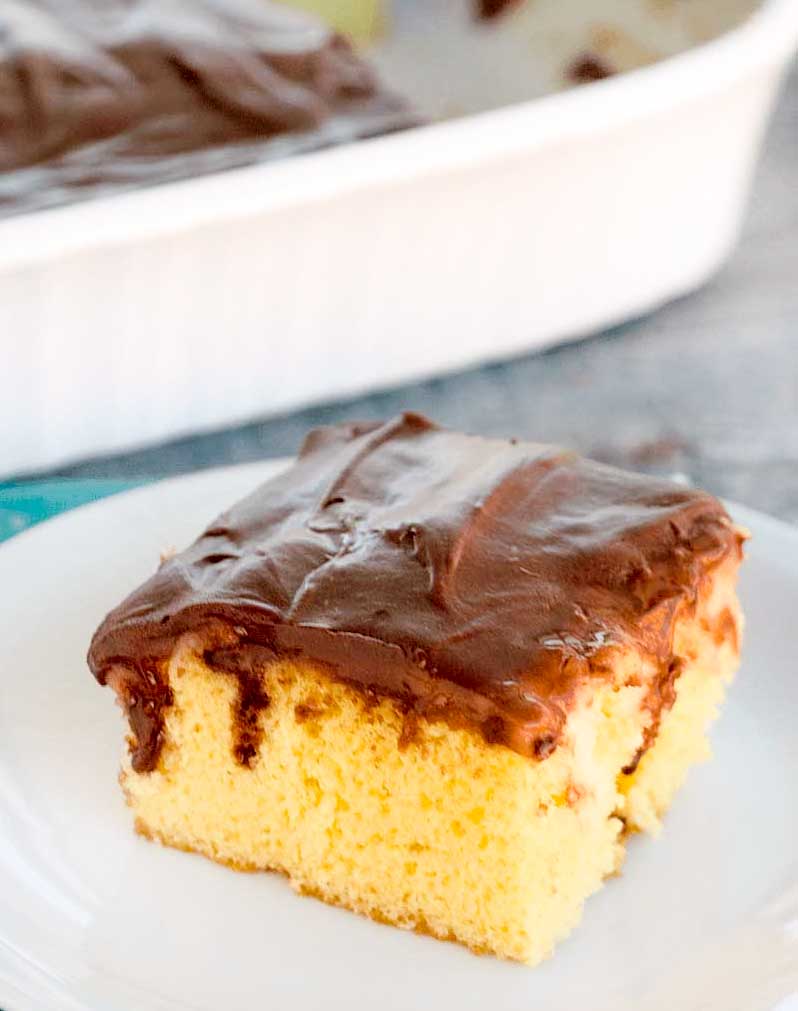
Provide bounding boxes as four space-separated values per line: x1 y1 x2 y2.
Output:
123 555 741 964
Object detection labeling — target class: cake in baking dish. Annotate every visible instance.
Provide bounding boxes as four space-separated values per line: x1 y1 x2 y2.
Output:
0 0 415 218
88 413 745 964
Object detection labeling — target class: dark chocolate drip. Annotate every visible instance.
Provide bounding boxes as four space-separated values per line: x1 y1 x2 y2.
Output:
89 413 741 773
622 655 684 776
102 657 173 773
204 645 272 768
0 0 416 217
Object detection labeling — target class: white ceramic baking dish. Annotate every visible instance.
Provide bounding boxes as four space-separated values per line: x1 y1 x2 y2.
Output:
2 0 797 476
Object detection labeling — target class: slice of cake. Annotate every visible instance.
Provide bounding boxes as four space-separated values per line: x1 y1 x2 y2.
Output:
88 413 745 964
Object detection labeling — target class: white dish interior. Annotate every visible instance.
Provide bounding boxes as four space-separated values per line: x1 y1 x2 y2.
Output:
375 0 760 118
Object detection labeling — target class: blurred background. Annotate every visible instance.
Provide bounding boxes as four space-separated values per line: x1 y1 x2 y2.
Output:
1 0 796 538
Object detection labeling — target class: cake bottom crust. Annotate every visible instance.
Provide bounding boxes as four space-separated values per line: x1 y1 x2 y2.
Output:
119 558 740 965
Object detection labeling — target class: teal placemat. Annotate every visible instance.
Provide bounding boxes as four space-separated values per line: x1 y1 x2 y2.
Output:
0 479 148 543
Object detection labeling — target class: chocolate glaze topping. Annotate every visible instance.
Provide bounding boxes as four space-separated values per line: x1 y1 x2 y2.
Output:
89 413 741 773
0 0 415 217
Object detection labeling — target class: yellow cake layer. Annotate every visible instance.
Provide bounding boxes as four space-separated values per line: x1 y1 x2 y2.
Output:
120 557 741 964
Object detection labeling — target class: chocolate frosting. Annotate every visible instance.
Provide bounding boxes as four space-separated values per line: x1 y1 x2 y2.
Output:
89 413 741 773
0 0 415 217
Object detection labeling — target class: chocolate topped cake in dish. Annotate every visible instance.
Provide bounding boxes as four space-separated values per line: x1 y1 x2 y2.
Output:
89 413 745 964
0 0 414 217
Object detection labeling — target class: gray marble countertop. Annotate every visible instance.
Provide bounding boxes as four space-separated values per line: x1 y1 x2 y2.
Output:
42 65 798 523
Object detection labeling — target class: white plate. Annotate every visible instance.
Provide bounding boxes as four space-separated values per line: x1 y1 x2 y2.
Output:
0 461 796 1011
